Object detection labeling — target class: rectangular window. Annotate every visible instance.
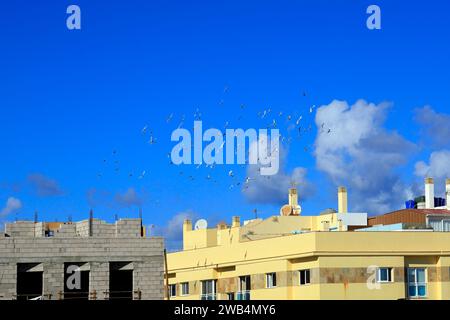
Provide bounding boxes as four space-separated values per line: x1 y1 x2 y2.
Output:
169 284 176 297
227 292 235 300
238 275 251 300
266 273 277 288
299 269 311 285
236 276 251 300
377 267 393 283
239 275 251 291
201 280 216 300
180 282 189 296
408 268 427 298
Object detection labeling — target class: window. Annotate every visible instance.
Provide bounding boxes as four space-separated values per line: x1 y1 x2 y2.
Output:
408 268 427 298
201 280 216 300
377 268 393 283
266 273 277 288
239 276 251 291
428 218 450 232
238 275 251 300
299 269 311 285
227 292 235 300
180 282 189 296
169 284 176 297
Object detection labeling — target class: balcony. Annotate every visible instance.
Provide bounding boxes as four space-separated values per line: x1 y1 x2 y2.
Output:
236 291 251 300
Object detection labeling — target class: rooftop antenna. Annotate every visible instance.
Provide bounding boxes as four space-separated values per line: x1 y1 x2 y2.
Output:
253 208 258 219
139 208 143 237
34 211 38 223
68 215 72 223
114 214 118 222
89 209 93 237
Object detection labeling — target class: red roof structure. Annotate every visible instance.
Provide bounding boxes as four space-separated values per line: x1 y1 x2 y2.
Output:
368 209 450 226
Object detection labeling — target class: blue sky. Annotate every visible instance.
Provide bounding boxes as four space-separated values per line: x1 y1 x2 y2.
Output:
1 1 449 248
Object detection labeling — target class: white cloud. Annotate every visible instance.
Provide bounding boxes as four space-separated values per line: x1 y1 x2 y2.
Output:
415 106 450 147
414 150 450 197
0 197 22 217
114 188 146 208
242 135 314 204
27 173 64 197
413 107 450 196
314 99 417 214
414 150 450 179
153 210 198 250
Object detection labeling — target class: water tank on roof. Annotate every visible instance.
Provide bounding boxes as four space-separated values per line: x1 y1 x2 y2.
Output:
434 197 446 207
405 200 415 209
414 195 425 203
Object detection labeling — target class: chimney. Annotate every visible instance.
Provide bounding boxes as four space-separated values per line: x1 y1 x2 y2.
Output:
288 188 298 207
288 188 302 215
89 209 94 237
338 186 348 213
217 222 227 230
183 219 192 233
446 179 450 210
232 216 240 228
425 177 435 209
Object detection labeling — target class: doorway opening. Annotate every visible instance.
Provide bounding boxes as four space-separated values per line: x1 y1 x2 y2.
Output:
109 262 133 300
63 262 90 300
16 263 43 300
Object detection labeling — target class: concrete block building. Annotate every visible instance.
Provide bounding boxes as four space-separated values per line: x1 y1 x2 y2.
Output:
0 218 164 300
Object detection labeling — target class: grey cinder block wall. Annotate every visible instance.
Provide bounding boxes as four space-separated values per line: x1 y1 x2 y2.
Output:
0 218 164 300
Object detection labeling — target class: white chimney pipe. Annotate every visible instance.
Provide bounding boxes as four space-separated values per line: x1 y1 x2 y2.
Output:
288 188 302 215
425 177 435 209
338 186 348 214
446 179 450 210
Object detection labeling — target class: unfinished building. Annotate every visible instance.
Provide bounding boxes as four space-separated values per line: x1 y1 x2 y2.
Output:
0 218 164 300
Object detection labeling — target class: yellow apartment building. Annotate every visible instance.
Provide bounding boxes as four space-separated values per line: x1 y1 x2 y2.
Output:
166 180 450 300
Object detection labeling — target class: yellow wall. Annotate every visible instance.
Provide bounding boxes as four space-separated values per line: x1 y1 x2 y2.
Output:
168 231 450 300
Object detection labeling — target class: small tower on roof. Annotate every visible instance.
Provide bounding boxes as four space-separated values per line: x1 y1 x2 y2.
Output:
280 187 302 216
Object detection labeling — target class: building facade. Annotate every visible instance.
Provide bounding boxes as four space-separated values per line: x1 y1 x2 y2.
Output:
166 179 450 300
0 218 164 300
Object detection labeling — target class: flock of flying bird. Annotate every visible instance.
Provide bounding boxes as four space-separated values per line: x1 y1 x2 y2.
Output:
96 87 333 200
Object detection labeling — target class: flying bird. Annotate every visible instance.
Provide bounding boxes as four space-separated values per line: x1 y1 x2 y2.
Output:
138 171 146 179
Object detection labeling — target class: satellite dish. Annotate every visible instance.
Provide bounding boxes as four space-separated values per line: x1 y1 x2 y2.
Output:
280 205 293 216
194 219 208 230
